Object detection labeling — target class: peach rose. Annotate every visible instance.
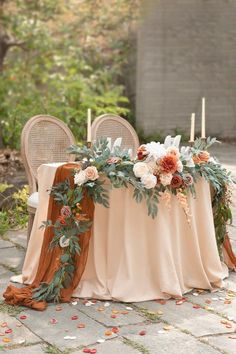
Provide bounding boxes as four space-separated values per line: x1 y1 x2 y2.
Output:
160 173 172 186
159 155 178 174
166 146 180 159
193 151 210 164
84 166 99 181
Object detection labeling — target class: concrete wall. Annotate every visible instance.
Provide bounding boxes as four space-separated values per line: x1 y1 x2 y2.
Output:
136 0 236 138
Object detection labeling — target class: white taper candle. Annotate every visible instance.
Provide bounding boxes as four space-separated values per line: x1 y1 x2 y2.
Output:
201 97 206 139
190 113 195 142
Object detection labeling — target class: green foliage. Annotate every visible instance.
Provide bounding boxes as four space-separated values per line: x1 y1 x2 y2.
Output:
0 0 140 148
0 184 29 234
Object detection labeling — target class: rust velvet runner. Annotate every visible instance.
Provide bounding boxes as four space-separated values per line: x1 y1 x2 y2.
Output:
3 163 94 310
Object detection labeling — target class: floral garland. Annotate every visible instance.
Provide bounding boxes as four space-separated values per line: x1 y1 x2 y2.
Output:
33 137 235 303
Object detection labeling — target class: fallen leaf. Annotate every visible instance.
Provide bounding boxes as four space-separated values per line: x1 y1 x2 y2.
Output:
77 323 85 329
139 330 146 336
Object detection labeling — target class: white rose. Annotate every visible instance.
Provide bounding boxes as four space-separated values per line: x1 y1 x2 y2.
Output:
160 173 172 186
177 160 183 172
133 162 150 178
145 141 166 160
74 170 88 186
141 173 157 189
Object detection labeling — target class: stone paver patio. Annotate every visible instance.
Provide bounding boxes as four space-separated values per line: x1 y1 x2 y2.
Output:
0 143 235 354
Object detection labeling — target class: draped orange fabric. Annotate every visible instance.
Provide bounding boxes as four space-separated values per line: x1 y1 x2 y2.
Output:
3 163 94 310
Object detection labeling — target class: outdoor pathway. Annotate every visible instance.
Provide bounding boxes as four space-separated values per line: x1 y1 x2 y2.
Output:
0 143 235 354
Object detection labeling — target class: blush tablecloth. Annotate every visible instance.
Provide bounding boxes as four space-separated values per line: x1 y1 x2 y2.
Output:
17 163 228 301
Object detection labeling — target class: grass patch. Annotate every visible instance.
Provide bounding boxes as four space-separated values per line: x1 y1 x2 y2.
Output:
123 338 150 354
43 345 71 354
0 301 24 316
135 307 161 322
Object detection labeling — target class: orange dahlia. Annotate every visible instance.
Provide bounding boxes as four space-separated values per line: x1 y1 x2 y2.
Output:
159 155 178 174
193 151 210 164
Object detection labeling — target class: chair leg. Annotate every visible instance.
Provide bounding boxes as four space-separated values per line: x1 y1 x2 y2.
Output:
27 212 35 244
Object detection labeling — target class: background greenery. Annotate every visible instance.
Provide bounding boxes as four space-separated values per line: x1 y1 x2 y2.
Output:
0 0 140 149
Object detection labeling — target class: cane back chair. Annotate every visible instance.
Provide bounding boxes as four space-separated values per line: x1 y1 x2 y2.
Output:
91 114 139 158
21 115 76 242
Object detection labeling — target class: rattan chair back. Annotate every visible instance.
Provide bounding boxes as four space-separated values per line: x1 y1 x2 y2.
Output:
91 114 139 158
21 115 76 194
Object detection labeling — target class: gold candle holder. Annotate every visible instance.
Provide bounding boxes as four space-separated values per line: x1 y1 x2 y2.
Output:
188 140 194 147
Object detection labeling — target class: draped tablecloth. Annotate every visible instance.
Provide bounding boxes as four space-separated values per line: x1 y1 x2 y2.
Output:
19 163 228 302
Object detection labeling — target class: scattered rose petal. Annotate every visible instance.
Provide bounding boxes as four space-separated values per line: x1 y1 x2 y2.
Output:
5 329 12 334
192 292 199 296
139 330 146 336
18 339 26 344
19 315 27 320
156 299 166 305
226 324 232 329
97 307 105 312
211 297 218 301
56 306 62 311
64 336 77 340
176 300 184 305
205 306 214 311
205 299 211 304
104 302 110 307
90 350 97 354
219 297 225 301
16 323 22 327
193 305 201 309
71 315 78 320
71 301 78 306
2 338 11 343
91 300 97 304
85 302 92 307
120 310 129 315
50 319 58 324
224 300 232 305
112 327 119 334
1 323 7 328
158 330 166 334
97 339 105 343
111 315 117 319
125 307 133 311
228 335 236 339
0 333 4 336
163 325 173 331
221 320 228 325
77 323 85 328
83 348 91 353
112 310 119 314
105 330 113 336
157 310 163 315
227 316 234 321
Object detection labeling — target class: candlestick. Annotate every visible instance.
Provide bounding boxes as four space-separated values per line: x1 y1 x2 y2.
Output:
189 113 195 143
201 97 206 139
87 108 92 143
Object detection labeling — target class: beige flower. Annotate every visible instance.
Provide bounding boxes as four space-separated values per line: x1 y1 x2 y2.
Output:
74 170 87 186
166 146 180 159
160 173 172 186
84 166 99 181
141 173 157 189
133 162 150 178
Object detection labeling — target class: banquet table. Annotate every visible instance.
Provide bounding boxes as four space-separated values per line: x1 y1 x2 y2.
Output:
17 162 228 302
